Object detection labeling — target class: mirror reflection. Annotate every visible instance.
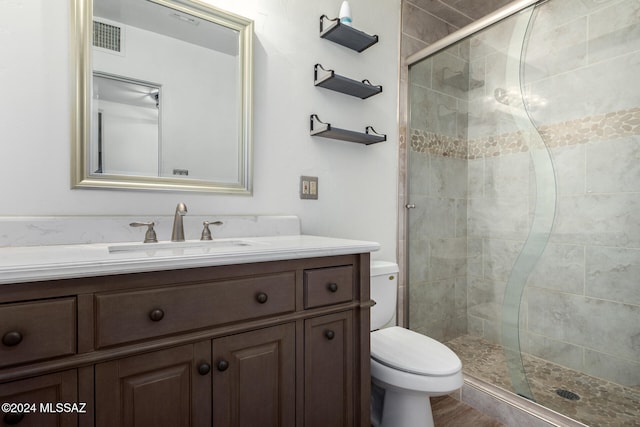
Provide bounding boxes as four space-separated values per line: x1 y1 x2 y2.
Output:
92 73 161 176
72 0 253 193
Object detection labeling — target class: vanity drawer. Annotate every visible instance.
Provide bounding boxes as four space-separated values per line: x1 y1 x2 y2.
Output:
0 298 76 368
304 266 353 309
95 272 296 348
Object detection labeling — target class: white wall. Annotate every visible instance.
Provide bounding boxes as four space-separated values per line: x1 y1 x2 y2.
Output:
0 0 400 262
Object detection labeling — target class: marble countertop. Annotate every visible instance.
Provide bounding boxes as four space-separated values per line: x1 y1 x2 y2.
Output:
0 235 380 285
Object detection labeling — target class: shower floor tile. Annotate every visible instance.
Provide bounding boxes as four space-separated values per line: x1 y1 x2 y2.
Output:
446 335 640 427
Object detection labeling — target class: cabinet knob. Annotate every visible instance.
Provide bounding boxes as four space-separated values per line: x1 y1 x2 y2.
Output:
3 412 25 425
2 331 23 347
197 363 211 375
217 360 229 372
324 330 335 340
148 308 165 322
327 282 338 293
255 292 268 304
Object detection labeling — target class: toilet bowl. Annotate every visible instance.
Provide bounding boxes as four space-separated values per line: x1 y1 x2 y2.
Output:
370 261 462 427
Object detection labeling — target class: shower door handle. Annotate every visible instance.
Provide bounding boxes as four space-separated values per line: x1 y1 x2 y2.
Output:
405 204 416 209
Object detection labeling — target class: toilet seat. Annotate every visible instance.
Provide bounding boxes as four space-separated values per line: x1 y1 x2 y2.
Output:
371 327 461 376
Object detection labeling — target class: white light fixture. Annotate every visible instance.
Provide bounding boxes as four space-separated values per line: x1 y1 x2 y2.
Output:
169 12 200 26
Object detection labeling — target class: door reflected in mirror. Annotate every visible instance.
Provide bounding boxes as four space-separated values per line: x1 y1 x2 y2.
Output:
93 73 161 176
71 0 253 193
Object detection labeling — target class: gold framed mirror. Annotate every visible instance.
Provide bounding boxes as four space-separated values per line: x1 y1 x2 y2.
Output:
71 0 253 193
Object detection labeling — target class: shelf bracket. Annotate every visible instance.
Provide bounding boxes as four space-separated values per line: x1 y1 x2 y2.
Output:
314 63 335 84
365 126 386 139
319 15 339 34
310 114 330 133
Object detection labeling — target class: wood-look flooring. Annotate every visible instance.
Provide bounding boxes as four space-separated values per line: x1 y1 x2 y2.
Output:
432 396 505 427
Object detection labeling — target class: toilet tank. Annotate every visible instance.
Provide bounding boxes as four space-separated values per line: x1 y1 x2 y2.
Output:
370 261 399 331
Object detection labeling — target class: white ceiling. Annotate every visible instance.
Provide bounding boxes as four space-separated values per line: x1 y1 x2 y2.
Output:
94 0 240 56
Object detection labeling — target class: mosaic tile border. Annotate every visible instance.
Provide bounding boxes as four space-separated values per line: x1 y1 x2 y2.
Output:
538 107 640 149
467 131 528 159
410 129 468 159
411 107 640 159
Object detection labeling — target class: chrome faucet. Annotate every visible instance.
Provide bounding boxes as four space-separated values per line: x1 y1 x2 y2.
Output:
171 203 188 242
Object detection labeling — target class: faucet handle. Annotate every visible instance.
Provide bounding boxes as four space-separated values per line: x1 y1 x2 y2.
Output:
130 222 158 243
200 221 223 241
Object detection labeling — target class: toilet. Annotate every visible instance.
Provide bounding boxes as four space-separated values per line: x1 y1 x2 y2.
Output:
370 261 463 427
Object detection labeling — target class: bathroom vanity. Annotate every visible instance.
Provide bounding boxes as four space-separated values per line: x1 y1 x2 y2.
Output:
0 235 378 427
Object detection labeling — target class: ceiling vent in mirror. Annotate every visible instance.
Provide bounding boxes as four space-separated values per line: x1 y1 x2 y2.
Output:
93 20 123 53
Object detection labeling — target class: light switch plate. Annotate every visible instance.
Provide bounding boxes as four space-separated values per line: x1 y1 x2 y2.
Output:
300 176 318 200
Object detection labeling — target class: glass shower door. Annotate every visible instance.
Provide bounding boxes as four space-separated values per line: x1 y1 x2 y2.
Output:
515 0 640 421
406 1 556 402
408 0 640 424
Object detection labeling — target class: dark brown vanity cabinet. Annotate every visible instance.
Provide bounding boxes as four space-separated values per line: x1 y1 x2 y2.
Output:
304 311 354 427
95 326 296 427
0 254 371 427
95 343 211 427
212 324 296 427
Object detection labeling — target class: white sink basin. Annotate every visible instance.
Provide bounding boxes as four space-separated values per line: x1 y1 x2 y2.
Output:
108 239 259 253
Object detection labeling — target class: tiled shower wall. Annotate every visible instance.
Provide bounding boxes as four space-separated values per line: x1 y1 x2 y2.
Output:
398 0 513 328
407 40 470 342
404 0 640 388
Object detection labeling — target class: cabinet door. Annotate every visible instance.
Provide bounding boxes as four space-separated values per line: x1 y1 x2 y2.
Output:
0 370 77 427
212 324 295 427
304 311 354 427
95 342 211 427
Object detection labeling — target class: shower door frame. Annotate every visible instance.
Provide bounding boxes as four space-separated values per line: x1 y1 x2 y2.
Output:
405 0 539 66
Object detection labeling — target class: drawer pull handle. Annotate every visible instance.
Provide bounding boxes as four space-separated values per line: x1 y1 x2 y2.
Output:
325 330 335 340
256 292 268 304
327 282 338 293
3 412 25 425
2 331 23 347
217 360 229 372
198 363 211 375
149 309 165 322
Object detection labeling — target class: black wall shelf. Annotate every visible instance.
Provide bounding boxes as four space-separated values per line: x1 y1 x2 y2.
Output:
310 114 386 145
319 15 378 52
314 64 382 99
